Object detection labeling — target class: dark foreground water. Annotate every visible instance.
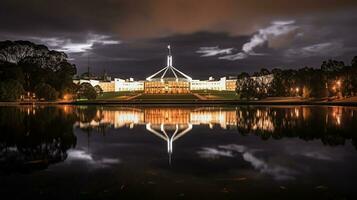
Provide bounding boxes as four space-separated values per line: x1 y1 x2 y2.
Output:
0 105 357 199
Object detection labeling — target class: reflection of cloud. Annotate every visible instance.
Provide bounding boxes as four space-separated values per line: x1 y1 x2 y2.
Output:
67 150 120 168
67 149 93 161
196 46 234 57
241 152 296 181
198 144 297 180
220 144 297 180
197 147 233 159
287 146 338 161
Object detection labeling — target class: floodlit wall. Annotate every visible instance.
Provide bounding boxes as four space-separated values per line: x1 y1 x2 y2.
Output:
73 79 115 92
144 80 190 94
114 78 144 92
190 77 228 91
98 81 115 92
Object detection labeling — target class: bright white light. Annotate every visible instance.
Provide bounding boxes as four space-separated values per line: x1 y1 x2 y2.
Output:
60 43 93 53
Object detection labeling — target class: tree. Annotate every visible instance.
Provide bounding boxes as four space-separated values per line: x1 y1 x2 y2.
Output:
94 85 103 95
0 62 25 84
0 79 24 101
78 83 97 100
0 40 77 101
260 68 270 75
237 77 259 100
49 61 77 96
351 56 357 67
321 59 344 72
309 70 328 98
270 70 286 96
34 83 58 101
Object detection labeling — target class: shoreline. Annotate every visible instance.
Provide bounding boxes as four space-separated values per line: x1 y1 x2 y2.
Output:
1 99 357 107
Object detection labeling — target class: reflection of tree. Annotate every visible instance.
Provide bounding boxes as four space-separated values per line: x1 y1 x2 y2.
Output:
236 106 357 149
0 106 77 173
75 106 108 135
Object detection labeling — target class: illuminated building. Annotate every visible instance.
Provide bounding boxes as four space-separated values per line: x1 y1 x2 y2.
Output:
225 79 237 91
73 45 241 93
190 77 237 91
114 78 144 91
98 81 115 92
144 45 192 94
73 79 116 92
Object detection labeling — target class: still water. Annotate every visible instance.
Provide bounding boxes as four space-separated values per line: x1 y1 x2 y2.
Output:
0 105 357 199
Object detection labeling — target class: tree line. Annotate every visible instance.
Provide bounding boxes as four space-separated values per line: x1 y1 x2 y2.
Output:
236 56 357 99
0 41 98 101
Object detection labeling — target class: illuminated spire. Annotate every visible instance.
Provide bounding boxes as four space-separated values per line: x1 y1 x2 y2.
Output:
167 44 172 66
146 45 192 81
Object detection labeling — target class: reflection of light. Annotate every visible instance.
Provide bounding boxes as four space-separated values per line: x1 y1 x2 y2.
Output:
331 107 342 126
77 108 238 130
190 110 237 129
25 107 36 116
237 109 274 132
294 108 299 118
62 105 72 114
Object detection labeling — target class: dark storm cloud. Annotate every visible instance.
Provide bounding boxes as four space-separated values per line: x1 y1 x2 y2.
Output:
1 0 356 39
0 0 357 76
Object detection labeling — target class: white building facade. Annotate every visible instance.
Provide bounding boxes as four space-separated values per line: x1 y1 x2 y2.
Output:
114 78 144 92
73 45 242 93
190 77 228 91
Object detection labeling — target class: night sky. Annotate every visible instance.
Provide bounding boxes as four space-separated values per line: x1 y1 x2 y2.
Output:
1 0 357 79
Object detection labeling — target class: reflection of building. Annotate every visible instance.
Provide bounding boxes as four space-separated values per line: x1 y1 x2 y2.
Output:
77 107 238 131
190 108 237 129
190 77 237 91
78 106 355 163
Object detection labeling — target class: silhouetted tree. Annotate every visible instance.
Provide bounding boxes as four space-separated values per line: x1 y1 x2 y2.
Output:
0 41 77 101
0 79 24 101
78 83 97 100
34 83 58 101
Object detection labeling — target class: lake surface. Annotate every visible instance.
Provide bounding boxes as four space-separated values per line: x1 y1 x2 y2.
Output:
0 105 357 199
